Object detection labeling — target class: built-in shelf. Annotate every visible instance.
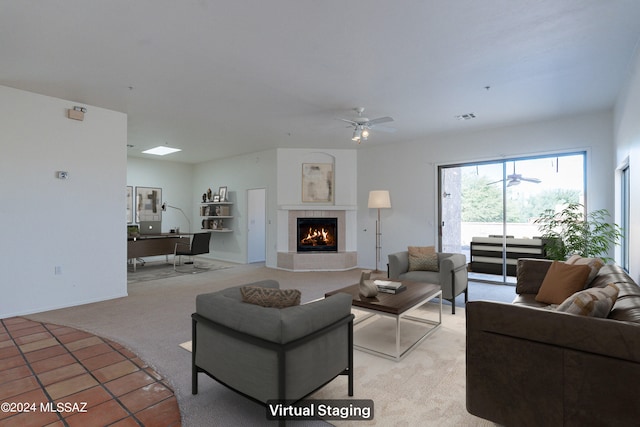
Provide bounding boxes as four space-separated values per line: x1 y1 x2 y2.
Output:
200 201 233 232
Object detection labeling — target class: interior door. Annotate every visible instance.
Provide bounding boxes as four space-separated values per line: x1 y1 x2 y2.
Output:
247 188 266 263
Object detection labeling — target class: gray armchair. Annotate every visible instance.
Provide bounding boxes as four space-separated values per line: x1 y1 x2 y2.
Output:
388 251 468 314
192 280 354 405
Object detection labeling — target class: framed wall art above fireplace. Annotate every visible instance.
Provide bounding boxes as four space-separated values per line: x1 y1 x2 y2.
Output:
302 163 333 203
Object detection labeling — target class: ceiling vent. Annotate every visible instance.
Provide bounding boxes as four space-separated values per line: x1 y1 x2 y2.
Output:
455 113 476 121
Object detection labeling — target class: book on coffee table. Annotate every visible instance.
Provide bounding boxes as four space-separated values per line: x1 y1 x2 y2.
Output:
374 280 406 294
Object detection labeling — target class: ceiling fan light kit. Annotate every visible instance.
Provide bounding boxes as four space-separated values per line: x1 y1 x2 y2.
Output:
339 107 394 143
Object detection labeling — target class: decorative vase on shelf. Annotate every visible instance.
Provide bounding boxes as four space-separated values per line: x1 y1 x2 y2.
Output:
202 193 207 203
359 270 377 298
207 188 212 201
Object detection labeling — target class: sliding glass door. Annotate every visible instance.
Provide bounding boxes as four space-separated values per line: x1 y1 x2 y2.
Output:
439 152 586 284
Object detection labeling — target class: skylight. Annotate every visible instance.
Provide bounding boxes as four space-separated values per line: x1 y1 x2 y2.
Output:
142 146 182 156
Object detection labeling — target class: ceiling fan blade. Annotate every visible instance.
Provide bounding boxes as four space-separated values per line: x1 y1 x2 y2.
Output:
520 177 541 183
486 179 504 185
336 117 358 126
507 179 521 187
367 116 394 126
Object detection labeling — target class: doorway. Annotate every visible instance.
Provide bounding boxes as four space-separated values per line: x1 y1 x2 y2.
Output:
247 188 266 263
439 152 586 283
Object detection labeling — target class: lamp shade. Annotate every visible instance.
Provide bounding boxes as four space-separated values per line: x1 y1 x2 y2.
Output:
368 190 391 209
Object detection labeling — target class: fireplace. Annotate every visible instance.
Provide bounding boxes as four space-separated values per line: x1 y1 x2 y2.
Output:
297 217 338 252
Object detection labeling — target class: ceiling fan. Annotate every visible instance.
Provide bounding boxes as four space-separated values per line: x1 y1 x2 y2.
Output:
488 162 541 187
337 107 395 143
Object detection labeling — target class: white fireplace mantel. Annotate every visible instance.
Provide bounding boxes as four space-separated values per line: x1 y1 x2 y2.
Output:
278 204 357 211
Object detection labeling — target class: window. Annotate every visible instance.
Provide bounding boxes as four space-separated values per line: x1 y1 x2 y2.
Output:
439 152 586 283
620 160 630 271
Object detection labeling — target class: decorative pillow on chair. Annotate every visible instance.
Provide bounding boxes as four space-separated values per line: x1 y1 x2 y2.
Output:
557 283 619 317
240 286 301 308
408 246 439 272
408 246 435 257
535 261 591 305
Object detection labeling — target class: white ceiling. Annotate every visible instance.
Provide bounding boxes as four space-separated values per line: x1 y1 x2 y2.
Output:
2 1 640 164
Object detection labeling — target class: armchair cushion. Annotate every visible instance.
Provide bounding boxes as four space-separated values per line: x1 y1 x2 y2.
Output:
240 286 301 308
408 246 435 256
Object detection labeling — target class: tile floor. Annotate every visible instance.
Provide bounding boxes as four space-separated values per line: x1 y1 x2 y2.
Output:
0 317 181 427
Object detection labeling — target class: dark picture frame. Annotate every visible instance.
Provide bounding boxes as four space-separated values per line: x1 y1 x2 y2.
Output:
135 186 162 222
126 186 133 224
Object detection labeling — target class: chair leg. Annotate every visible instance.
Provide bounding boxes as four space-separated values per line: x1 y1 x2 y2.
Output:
191 318 198 395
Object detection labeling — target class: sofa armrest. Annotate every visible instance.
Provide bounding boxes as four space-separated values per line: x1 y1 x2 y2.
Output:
388 251 409 279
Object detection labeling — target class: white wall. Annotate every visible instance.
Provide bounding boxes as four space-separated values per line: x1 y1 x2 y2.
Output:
193 149 278 266
127 158 194 235
357 111 614 270
614 46 640 281
0 86 127 318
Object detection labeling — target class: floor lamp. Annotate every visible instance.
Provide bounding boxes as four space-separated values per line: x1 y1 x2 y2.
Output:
368 190 391 273
161 202 191 234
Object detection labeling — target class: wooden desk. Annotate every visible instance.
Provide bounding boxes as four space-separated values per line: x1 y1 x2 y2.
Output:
128 234 190 271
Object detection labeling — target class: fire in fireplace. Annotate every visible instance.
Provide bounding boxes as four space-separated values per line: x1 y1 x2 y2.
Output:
297 217 338 252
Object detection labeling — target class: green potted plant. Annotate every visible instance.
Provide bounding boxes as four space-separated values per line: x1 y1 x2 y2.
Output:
534 202 622 262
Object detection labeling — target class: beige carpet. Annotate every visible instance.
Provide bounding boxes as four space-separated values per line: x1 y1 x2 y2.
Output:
314 304 492 427
179 302 492 427
27 263 497 426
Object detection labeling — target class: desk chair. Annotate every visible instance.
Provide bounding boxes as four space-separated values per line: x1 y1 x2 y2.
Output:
174 232 211 271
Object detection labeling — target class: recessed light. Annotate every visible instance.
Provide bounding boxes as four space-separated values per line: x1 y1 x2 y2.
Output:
142 146 182 156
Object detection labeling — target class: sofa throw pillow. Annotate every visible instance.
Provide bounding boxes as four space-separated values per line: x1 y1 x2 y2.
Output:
240 286 301 308
565 255 604 285
408 246 439 272
516 259 553 295
535 261 591 305
556 283 619 317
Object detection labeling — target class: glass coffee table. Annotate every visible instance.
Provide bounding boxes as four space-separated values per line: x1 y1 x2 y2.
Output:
325 281 442 361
